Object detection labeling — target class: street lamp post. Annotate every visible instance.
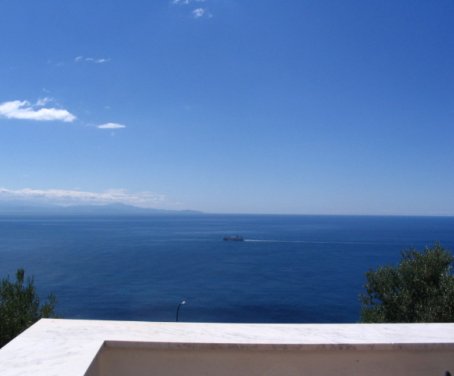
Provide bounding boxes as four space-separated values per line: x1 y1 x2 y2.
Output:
176 300 186 322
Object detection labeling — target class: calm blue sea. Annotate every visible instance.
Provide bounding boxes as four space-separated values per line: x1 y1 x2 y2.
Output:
0 215 453 323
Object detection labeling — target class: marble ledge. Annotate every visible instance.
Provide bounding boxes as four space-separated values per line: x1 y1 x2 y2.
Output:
0 319 454 376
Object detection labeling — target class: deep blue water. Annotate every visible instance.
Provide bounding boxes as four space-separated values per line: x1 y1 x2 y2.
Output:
0 215 453 323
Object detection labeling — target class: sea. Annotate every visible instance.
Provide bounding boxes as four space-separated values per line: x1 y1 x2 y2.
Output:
0 214 453 323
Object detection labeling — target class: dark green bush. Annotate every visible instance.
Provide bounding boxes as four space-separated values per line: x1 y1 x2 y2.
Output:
0 269 56 347
360 243 454 322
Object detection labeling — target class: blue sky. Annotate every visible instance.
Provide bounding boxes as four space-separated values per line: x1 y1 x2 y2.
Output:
0 0 453 215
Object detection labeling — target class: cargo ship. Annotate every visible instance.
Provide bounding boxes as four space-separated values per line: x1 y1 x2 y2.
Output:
223 235 244 242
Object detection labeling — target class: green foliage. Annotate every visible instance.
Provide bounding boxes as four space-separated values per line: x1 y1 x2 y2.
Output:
360 243 454 323
0 269 56 348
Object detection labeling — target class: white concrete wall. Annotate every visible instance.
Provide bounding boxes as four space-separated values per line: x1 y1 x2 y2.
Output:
95 343 454 376
1 320 454 376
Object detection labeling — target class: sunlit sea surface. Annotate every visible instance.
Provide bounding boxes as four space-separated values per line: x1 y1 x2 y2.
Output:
0 214 453 323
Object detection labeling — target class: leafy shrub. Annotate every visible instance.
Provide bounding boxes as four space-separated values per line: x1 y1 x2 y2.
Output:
361 243 454 322
0 269 56 347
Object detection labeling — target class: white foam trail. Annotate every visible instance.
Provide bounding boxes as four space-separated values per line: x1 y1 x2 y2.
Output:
244 239 378 245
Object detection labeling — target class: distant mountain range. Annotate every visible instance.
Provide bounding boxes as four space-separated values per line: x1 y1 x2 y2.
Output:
0 201 202 215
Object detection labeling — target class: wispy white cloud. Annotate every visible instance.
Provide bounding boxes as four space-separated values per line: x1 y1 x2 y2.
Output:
0 99 76 123
172 0 206 4
75 56 111 64
35 97 53 106
172 0 212 18
97 122 126 129
192 7 211 18
0 187 166 208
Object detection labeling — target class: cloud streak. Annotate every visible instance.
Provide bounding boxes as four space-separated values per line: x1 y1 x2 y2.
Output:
172 0 212 18
0 100 76 122
35 97 53 106
0 188 165 208
172 0 206 4
97 122 126 129
192 8 211 18
75 56 111 64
